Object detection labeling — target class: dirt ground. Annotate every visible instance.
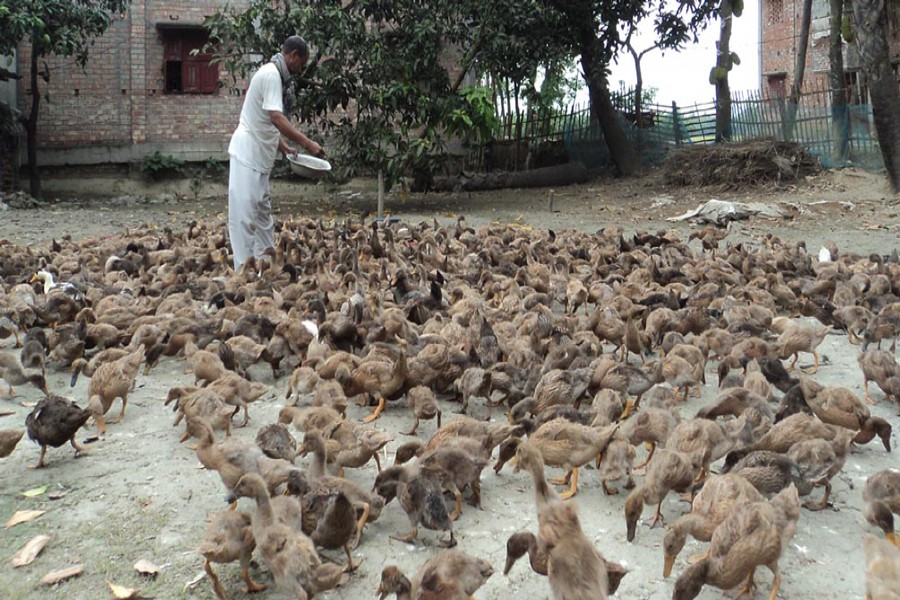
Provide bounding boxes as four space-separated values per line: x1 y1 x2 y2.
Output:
1 165 899 600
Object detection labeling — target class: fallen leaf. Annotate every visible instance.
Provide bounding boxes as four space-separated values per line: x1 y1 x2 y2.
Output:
108 580 145 599
183 571 205 591
6 509 47 528
0 409 15 416
133 559 160 577
11 535 51 567
19 401 36 408
22 485 48 498
40 564 83 585
48 490 69 501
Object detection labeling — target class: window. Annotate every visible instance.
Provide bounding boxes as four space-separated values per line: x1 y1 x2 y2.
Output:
158 26 218 94
769 0 783 23
767 73 787 98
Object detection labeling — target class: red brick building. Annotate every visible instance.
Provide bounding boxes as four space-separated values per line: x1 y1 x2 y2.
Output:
15 0 247 166
760 0 900 100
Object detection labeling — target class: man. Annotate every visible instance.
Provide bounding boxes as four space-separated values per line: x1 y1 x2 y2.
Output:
227 35 323 271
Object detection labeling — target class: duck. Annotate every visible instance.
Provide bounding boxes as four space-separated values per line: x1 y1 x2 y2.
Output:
722 450 814 497
665 417 750 481
0 351 48 396
0 428 25 458
86 346 144 434
512 440 622 600
777 323 832 374
863 469 900 547
0 315 21 347
295 431 384 548
403 384 441 435
229 473 345 599
335 345 408 422
858 349 900 404
285 365 319 404
377 549 493 600
417 444 490 520
624 448 695 542
787 429 855 510
318 418 393 474
299 490 360 571
255 422 297 462
184 340 229 387
502 531 630 596
598 437 636 495
278 405 343 433
663 473 765 577
186 418 296 502
672 485 801 600
382 471 456 546
25 395 91 468
618 406 679 470
198 508 265 599
167 386 235 442
206 372 270 428
862 533 900 599
511 418 619 498
736 412 845 454
799 374 892 451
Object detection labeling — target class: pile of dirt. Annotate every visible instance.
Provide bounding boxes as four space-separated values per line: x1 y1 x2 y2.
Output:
663 139 821 189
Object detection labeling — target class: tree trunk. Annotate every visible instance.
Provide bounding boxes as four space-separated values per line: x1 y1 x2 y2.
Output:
26 38 41 199
785 0 813 140
829 0 849 163
579 27 640 176
851 0 900 191
715 0 734 142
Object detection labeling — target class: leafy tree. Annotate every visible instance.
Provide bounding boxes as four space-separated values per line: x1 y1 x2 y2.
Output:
850 0 900 191
0 0 129 198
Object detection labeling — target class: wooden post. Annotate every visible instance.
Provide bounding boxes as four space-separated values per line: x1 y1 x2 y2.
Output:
377 170 384 218
672 101 681 146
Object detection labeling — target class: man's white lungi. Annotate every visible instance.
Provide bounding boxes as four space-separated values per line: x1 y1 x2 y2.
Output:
228 157 274 271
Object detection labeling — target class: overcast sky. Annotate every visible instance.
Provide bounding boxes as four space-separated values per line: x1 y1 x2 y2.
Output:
606 0 761 107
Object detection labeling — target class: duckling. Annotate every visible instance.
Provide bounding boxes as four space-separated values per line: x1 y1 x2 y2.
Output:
255 423 297 462
799 373 892 451
69 347 130 387
425 416 520 455
663 474 765 578
672 485 801 600
599 437 636 495
312 419 391 475
278 405 343 433
0 351 48 396
186 418 296 501
863 469 900 547
0 315 21 347
206 372 270 428
739 412 844 454
624 449 695 541
743 358 772 401
695 387 773 422
722 450 813 498
25 395 91 468
512 438 619 599
285 365 319 404
787 429 855 510
619 406 680 470
403 385 441 435
519 418 620 499
377 550 493 600
185 340 229 386
777 321 832 373
666 417 750 481
502 531 631 595
311 379 349 416
300 490 360 570
86 346 144 434
862 533 900 599
335 346 408 422
386 472 456 546
230 473 345 599
653 354 702 402
166 386 235 441
198 509 264 599
295 432 384 548
418 444 489 520
19 338 45 375
859 349 900 404
454 366 492 416
0 429 25 458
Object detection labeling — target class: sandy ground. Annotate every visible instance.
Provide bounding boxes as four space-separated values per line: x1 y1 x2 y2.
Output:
1 166 899 600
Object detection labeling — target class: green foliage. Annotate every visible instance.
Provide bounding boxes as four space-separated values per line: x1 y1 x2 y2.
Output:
841 16 854 43
140 151 184 181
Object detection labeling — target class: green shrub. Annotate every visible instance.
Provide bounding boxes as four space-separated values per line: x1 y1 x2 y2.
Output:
140 151 185 181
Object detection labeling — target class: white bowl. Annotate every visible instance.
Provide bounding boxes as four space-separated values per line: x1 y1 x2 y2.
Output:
288 153 332 179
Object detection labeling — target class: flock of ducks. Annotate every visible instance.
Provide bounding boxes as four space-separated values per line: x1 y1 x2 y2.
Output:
1 214 899 599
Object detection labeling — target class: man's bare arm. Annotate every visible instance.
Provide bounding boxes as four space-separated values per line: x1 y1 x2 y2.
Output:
269 111 322 156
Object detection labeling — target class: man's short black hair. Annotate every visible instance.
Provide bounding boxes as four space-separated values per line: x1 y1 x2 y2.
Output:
282 36 309 59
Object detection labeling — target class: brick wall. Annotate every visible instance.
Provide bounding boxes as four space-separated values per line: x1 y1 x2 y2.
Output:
17 0 249 165
761 0 900 96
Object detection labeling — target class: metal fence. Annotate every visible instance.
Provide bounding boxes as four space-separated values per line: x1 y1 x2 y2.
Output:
467 82 881 172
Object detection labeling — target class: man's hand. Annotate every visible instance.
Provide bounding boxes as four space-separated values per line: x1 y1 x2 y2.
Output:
280 141 294 157
306 140 324 157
